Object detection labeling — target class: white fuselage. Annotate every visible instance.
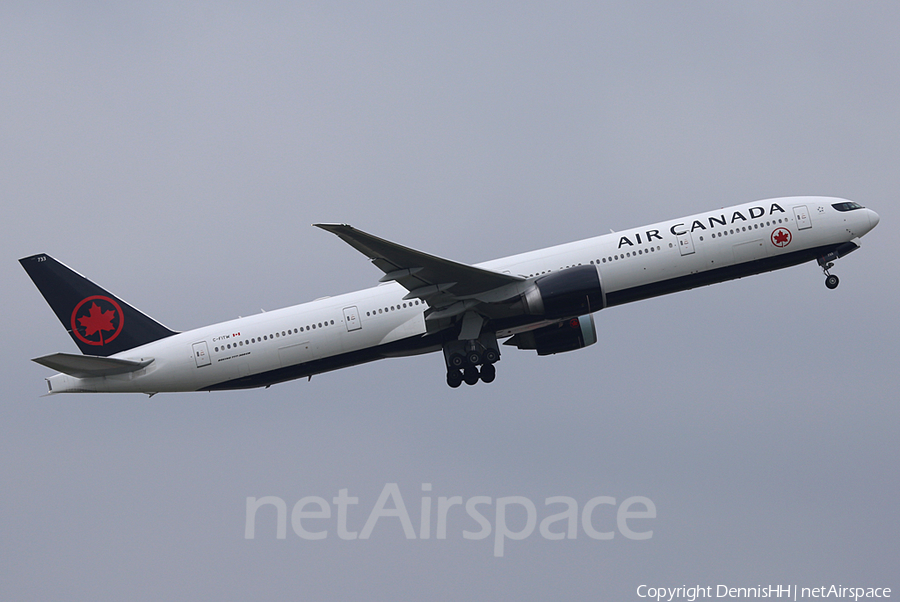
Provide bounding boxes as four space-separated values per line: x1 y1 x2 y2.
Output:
45 197 879 394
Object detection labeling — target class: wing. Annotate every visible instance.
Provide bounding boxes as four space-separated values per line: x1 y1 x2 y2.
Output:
314 223 527 319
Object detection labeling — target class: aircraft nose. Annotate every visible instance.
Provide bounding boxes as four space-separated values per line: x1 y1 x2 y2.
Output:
868 209 880 230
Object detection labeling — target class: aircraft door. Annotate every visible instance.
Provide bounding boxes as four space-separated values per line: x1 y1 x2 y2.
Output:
677 232 695 256
793 205 812 230
192 341 211 367
343 306 362 331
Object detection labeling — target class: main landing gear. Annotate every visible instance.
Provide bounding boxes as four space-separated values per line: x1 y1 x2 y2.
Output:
443 334 501 388
818 257 840 290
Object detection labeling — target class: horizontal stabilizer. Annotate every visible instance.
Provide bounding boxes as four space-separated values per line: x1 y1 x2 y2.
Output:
32 353 154 378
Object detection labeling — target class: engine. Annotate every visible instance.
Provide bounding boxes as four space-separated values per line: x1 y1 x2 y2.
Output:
504 314 598 355
521 265 604 319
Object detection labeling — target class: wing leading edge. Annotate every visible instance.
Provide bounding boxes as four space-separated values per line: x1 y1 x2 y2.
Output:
314 224 525 312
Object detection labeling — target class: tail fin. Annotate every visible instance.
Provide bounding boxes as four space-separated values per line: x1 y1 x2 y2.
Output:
20 254 177 356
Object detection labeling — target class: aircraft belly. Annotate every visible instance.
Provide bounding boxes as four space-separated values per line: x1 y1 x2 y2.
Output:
378 313 427 346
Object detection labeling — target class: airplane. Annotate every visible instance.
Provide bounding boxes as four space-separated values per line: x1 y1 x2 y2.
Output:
20 196 879 394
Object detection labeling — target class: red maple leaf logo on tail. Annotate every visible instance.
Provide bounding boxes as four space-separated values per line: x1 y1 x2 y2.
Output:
78 303 117 343
70 295 124 346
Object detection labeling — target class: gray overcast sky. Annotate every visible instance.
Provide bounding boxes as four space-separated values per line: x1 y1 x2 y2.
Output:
2 2 898 599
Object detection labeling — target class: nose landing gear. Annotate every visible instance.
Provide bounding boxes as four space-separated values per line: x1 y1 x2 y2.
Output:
817 240 863 290
818 257 840 290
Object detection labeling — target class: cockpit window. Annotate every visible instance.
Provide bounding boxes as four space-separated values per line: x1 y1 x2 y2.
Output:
832 202 864 212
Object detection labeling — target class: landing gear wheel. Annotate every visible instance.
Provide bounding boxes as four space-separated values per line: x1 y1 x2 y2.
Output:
463 366 480 386
483 348 499 364
466 351 482 367
449 353 466 369
825 274 840 290
479 363 496 383
446 369 462 388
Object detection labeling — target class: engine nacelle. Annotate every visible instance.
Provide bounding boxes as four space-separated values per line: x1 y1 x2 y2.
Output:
522 265 604 319
504 314 598 356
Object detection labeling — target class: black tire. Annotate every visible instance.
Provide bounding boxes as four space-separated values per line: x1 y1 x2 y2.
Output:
483 348 499 364
825 274 840 289
446 370 462 388
463 366 480 385
466 351 482 366
480 363 496 383
449 353 465 369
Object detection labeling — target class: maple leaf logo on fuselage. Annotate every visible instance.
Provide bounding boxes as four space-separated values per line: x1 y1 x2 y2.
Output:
70 296 124 346
771 228 792 248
